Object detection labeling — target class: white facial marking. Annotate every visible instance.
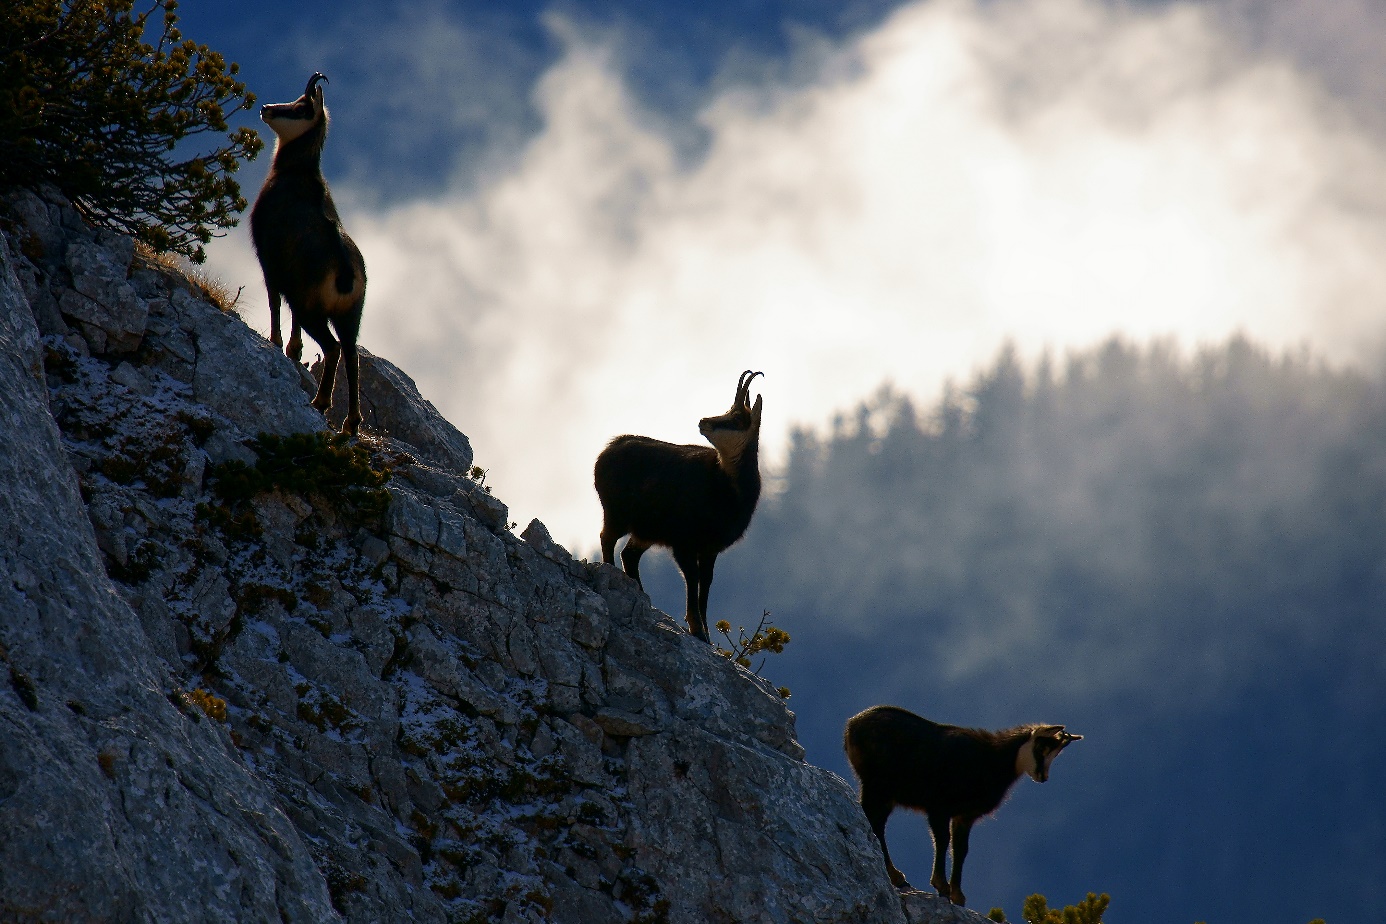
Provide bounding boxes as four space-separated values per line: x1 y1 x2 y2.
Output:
705 425 751 461
265 113 315 145
263 97 322 147
1016 739 1040 781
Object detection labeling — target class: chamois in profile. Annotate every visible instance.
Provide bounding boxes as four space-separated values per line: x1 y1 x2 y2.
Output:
844 705 1082 906
594 370 764 643
250 72 367 435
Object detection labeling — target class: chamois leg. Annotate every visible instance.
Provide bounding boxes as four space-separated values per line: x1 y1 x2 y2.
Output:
334 317 362 435
286 314 304 363
300 316 339 415
620 537 651 585
947 816 973 906
671 547 707 642
694 551 717 643
340 338 361 434
599 519 623 569
861 787 909 888
928 813 952 899
268 288 284 349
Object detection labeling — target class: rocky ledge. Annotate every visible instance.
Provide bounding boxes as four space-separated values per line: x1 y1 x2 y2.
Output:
0 188 992 924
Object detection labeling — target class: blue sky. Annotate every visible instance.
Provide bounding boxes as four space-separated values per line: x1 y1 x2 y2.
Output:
191 0 1386 549
182 0 905 196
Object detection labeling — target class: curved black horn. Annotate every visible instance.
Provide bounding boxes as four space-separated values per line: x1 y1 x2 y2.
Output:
736 370 764 404
306 72 329 96
735 370 754 402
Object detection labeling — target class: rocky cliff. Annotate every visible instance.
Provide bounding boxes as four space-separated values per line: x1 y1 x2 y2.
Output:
0 188 985 924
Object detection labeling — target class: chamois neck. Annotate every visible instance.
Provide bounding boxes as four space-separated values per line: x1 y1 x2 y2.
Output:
271 122 327 174
717 440 760 489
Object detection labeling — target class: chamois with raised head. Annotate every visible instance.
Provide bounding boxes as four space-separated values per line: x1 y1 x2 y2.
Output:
594 370 764 644
844 704 1082 906
250 72 367 435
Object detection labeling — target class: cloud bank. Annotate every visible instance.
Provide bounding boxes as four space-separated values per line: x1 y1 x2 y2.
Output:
209 0 1386 549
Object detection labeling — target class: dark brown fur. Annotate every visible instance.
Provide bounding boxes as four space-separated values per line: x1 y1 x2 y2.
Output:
250 73 367 435
844 704 1081 906
594 371 764 642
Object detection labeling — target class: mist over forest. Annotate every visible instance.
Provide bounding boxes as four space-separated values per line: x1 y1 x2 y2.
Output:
638 334 1386 923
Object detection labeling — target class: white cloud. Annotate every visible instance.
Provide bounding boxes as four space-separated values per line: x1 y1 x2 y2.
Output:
208 0 1386 551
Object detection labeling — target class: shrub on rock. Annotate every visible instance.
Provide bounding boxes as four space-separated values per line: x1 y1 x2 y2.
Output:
0 0 262 261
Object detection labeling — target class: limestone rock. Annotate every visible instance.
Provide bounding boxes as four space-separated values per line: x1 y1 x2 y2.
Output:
312 346 474 473
187 291 325 437
61 235 147 353
1 210 335 923
1 193 906 924
900 890 1000 924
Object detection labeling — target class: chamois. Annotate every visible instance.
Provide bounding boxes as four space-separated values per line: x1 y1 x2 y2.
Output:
844 705 1081 906
250 72 367 435
594 370 764 644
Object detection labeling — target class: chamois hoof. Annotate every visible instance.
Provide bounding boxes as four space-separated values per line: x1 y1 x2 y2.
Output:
342 416 361 437
948 888 966 906
888 869 911 890
310 394 332 413
287 338 304 363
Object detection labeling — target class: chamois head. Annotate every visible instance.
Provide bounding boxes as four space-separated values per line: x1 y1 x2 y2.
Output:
260 72 328 146
1016 725 1082 783
699 370 763 460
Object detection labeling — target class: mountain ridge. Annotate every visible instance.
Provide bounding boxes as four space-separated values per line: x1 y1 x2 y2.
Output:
0 186 978 924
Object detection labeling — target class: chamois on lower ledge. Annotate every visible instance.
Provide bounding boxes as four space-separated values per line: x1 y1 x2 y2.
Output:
844 705 1082 907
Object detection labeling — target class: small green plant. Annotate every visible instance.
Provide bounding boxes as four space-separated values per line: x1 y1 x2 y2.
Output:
105 537 160 584
713 610 792 697
990 909 1008 923
195 499 261 540
318 858 368 914
186 687 227 723
210 431 390 503
7 664 38 711
296 685 355 734
200 431 392 533
467 464 492 493
1023 892 1109 924
96 419 195 501
617 868 669 924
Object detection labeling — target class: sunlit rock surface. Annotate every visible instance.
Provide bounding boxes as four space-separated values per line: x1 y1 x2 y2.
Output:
1 188 906 923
